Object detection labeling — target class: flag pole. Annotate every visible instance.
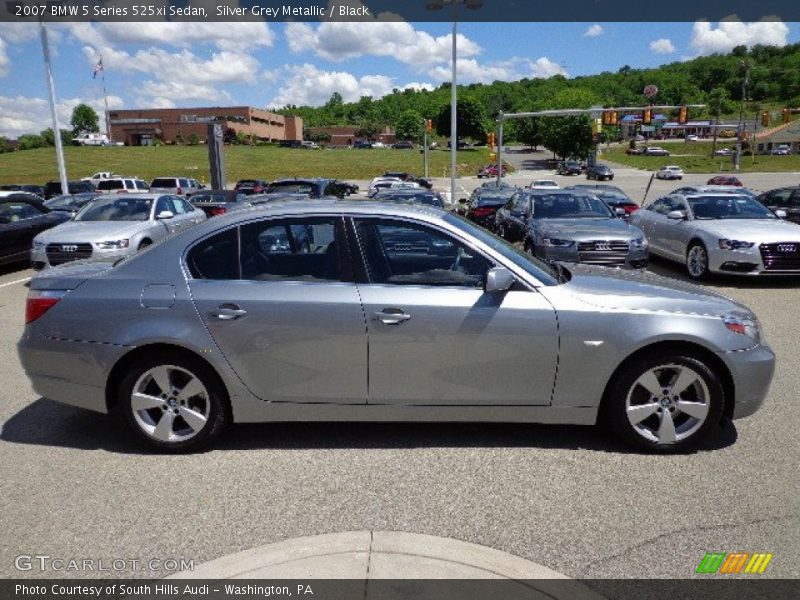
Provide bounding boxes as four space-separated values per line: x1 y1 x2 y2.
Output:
39 21 69 196
100 56 110 140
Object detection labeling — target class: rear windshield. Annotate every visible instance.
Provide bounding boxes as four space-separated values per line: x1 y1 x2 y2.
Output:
266 182 315 194
476 192 515 207
97 180 124 190
150 178 178 188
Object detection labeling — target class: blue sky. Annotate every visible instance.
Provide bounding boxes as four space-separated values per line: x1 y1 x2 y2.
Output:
1 20 797 137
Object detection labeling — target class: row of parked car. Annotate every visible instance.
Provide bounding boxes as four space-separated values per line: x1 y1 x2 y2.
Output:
458 181 800 279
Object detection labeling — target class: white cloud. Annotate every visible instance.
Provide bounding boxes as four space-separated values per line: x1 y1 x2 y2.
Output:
138 81 231 104
649 38 676 54
268 64 397 107
285 21 482 66
429 56 567 84
402 82 436 92
0 94 123 138
583 25 604 37
690 17 789 55
1 23 40 44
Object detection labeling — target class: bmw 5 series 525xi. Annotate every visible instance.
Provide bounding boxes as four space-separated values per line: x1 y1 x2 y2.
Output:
19 202 774 453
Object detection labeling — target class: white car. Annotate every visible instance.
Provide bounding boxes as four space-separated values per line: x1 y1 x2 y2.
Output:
656 166 685 180
643 146 670 157
686 135 700 142
390 181 422 190
630 191 799 279
368 177 402 197
528 179 560 189
82 172 119 186
96 178 150 194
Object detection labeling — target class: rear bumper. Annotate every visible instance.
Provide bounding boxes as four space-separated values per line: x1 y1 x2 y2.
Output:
721 343 775 419
17 332 125 414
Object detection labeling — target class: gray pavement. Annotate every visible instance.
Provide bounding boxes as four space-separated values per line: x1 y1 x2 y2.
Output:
0 185 799 583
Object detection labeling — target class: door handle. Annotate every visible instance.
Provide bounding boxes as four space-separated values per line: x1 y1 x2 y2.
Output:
210 304 247 320
373 308 411 325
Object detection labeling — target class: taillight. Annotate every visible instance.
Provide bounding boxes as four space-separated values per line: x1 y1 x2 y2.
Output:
25 290 67 324
210 207 227 216
625 205 639 214
176 187 182 195
472 206 495 217
254 186 263 193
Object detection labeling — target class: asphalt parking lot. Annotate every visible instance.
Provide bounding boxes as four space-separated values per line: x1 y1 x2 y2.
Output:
0 167 798 582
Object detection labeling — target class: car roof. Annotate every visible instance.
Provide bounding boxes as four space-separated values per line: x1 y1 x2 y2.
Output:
0 191 44 200
92 193 164 200
271 177 330 184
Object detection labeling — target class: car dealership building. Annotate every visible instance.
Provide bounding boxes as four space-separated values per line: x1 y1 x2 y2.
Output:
108 106 303 146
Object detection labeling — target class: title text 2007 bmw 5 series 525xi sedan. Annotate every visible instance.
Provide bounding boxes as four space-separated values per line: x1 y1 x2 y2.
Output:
18 202 775 453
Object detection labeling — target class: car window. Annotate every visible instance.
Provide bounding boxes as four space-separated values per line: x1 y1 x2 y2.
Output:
187 227 239 280
766 189 793 207
649 198 674 215
240 218 342 282
155 197 175 215
97 180 124 190
179 179 189 188
354 219 492 288
135 180 149 190
180 199 196 212
0 201 43 222
171 196 188 214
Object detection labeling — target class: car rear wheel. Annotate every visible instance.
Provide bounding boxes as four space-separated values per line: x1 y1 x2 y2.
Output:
117 353 229 452
603 353 724 453
686 242 710 280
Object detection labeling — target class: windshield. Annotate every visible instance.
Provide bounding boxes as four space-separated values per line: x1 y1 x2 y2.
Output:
150 178 177 187
75 197 153 221
688 195 776 220
443 213 560 285
45 194 96 209
97 180 124 190
476 191 515 207
532 193 614 219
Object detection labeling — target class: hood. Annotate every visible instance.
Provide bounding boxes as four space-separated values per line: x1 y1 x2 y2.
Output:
691 218 800 243
34 220 151 243
535 218 643 240
563 263 751 317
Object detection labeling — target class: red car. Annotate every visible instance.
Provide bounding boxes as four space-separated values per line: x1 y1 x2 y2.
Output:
476 164 507 178
706 175 743 187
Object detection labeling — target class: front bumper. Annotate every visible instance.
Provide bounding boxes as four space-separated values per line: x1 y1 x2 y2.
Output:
536 244 648 268
720 343 775 419
708 245 800 276
31 245 133 271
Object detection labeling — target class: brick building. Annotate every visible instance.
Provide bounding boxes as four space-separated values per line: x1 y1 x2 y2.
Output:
108 106 303 146
307 126 396 146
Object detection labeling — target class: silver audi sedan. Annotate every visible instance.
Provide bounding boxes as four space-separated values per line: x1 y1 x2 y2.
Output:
630 191 800 279
19 202 774 453
31 193 205 270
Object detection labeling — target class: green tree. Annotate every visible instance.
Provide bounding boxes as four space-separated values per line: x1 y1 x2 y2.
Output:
394 109 422 141
706 87 734 118
515 118 544 150
435 97 488 141
17 134 46 150
541 116 592 160
40 128 72 146
355 119 381 141
0 136 12 153
70 103 100 134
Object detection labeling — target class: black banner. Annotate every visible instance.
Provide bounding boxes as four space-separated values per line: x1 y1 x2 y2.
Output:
3 579 800 600
3 0 800 23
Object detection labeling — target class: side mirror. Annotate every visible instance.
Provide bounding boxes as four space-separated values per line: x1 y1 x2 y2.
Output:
156 210 174 220
615 207 626 216
775 209 787 219
484 267 515 293
667 210 687 220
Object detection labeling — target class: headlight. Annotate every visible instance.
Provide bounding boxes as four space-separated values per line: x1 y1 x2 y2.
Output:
718 239 754 250
95 239 129 249
542 238 574 248
723 314 760 342
630 237 647 248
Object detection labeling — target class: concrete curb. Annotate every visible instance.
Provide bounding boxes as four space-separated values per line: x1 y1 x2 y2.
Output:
169 531 607 599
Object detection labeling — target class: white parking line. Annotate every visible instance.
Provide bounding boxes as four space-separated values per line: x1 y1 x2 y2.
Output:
0 277 31 289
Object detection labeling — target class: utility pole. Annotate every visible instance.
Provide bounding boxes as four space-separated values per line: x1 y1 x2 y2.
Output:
734 60 751 171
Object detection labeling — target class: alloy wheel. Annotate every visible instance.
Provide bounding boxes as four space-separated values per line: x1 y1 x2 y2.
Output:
625 363 710 445
687 244 708 278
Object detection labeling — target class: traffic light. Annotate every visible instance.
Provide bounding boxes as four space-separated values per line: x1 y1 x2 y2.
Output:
678 106 688 125
592 118 603 135
610 110 618 125
602 110 619 125
761 111 771 127
783 108 792 124
425 119 433 133
487 131 495 148
642 108 652 125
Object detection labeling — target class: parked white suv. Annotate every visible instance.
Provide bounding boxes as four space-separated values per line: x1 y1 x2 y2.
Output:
96 178 149 194
656 165 684 180
82 172 120 186
149 177 202 196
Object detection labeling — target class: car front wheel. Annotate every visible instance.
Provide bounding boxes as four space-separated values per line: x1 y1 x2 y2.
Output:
686 242 710 280
117 353 229 452
603 353 724 453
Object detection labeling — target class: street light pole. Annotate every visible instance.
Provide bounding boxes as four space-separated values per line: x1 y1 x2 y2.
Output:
735 60 751 172
39 21 68 196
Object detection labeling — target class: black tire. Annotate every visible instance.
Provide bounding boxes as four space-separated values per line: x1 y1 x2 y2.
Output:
138 239 152 251
602 352 725 453
116 352 230 453
686 241 710 281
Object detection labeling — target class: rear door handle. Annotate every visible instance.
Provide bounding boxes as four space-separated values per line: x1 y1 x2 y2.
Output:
373 308 411 325
210 304 247 320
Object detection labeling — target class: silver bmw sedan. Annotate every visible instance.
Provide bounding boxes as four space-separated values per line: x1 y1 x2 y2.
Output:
18 202 774 453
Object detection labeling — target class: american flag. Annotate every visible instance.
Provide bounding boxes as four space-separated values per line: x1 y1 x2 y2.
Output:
93 57 103 79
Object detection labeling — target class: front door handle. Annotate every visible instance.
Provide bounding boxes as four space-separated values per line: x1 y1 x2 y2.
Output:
210 304 247 320
373 308 411 325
